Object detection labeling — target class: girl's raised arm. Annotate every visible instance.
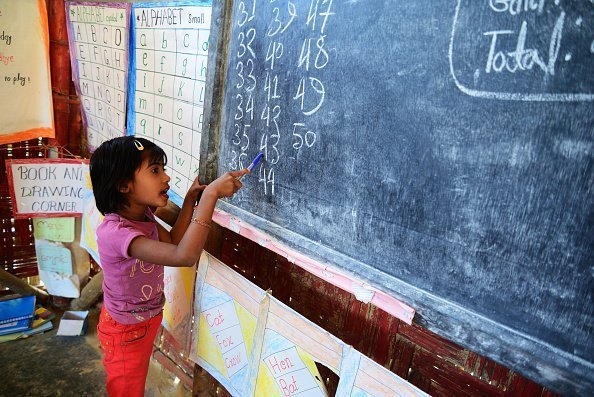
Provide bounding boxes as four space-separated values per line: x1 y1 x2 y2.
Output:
129 169 248 266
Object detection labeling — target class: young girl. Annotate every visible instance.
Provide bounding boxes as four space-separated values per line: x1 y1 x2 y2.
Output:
90 136 247 396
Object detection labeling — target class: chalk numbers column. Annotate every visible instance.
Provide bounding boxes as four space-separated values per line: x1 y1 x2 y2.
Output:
258 1 295 196
291 0 334 168
231 1 257 177
230 1 335 197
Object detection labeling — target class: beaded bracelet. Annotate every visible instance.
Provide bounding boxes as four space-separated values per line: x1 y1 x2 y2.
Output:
191 217 211 228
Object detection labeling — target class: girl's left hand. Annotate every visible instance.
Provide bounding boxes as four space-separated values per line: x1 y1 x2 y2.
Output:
188 177 207 202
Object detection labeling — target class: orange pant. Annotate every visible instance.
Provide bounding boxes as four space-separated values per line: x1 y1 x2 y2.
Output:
97 306 162 397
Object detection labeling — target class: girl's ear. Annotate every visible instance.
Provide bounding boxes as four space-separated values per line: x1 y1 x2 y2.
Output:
119 181 131 193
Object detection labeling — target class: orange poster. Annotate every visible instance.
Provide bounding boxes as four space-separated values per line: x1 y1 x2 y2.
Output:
0 0 54 144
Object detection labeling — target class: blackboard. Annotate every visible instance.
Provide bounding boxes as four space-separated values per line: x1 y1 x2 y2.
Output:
201 1 594 395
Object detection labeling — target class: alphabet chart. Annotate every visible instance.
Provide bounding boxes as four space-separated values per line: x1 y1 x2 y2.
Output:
128 2 212 206
65 2 131 151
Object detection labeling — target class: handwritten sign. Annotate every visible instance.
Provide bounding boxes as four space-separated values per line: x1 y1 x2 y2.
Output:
38 269 80 298
191 255 430 396
128 2 212 206
35 242 73 275
450 0 594 101
190 251 263 396
250 295 332 397
264 347 323 397
65 2 131 151
0 0 54 144
33 217 75 242
202 300 249 378
6 159 88 218
162 239 196 351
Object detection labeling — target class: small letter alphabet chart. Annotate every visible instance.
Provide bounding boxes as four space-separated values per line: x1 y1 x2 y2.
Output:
128 2 212 205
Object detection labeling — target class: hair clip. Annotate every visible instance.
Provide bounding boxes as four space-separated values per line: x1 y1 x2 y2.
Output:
134 140 144 151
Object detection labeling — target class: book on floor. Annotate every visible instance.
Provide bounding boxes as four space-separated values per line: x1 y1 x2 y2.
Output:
0 295 36 336
31 306 56 328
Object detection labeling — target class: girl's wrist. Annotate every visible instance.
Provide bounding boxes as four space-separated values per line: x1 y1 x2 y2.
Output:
185 190 200 204
191 206 212 228
202 186 219 200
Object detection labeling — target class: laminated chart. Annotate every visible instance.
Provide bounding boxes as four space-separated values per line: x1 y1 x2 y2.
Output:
128 2 212 206
261 345 328 397
250 295 336 397
162 255 196 352
190 251 264 396
65 2 131 150
337 347 429 397
79 163 103 265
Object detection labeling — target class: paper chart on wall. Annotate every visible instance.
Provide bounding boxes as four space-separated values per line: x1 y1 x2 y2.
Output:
79 163 103 264
249 295 338 397
0 0 54 145
65 2 131 151
128 1 212 207
35 241 73 275
189 251 264 396
162 256 196 352
36 241 81 299
33 217 75 243
337 346 429 397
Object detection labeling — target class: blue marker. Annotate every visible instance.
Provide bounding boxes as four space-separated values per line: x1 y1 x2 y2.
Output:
241 152 264 179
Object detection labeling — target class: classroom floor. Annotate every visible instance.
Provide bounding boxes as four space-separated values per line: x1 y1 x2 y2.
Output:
0 306 191 397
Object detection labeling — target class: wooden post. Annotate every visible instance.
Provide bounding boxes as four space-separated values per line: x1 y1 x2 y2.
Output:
0 268 50 305
70 271 104 310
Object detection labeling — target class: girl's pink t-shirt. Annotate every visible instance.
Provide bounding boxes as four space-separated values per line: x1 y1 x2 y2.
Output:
96 209 165 324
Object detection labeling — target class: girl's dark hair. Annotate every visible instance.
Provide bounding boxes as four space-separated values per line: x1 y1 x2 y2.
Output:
90 136 167 215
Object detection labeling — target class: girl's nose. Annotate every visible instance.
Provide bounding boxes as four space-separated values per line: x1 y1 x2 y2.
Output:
164 172 171 182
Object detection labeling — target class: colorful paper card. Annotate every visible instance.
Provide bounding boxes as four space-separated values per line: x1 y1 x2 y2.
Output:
190 251 264 396
65 2 131 151
35 241 73 275
33 217 75 243
5 159 88 219
38 269 80 298
0 0 54 144
128 1 213 206
79 163 103 264
249 295 337 397
157 215 197 352
337 346 429 397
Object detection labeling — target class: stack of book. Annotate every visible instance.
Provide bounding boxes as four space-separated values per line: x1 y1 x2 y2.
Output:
0 295 55 342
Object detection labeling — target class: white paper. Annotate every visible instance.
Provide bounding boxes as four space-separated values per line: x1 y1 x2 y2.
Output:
39 269 80 298
57 311 88 336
